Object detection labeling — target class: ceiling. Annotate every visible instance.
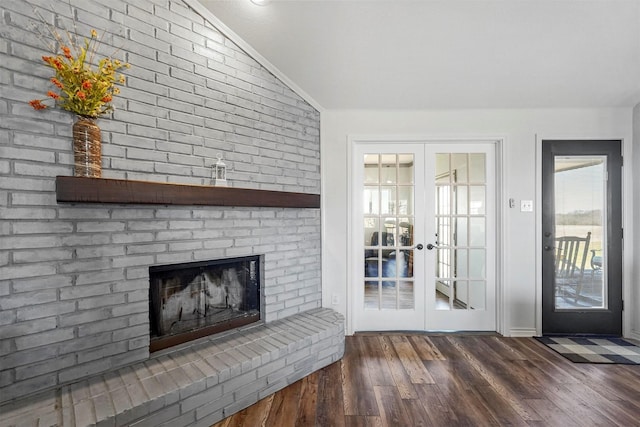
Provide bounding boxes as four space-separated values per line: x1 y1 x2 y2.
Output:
200 0 640 111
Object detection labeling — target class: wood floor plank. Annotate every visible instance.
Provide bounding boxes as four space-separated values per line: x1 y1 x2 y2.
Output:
342 335 379 416
561 382 640 426
525 398 582 427
539 383 615 426
420 351 501 426
316 360 346 427
578 363 640 399
442 375 500 425
377 336 418 399
429 337 490 390
344 415 384 427
373 385 413 426
454 336 544 399
264 378 302 427
413 383 460 426
399 396 437 427
488 335 529 361
471 384 530 426
361 336 395 386
295 373 318 427
224 393 273 427
618 363 640 390
211 335 640 427
508 337 586 384
441 336 541 422
408 335 445 361
212 416 231 427
388 335 435 384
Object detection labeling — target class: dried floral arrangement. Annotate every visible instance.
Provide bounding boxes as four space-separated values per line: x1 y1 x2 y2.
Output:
28 2 130 118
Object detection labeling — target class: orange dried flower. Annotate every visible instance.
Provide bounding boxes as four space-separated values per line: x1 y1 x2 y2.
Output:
29 99 47 110
81 80 92 90
50 77 63 88
101 95 112 103
62 46 72 59
76 91 86 100
52 58 63 70
47 91 60 100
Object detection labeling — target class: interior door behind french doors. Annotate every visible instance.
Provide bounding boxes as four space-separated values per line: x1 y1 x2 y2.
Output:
353 142 496 332
542 140 622 335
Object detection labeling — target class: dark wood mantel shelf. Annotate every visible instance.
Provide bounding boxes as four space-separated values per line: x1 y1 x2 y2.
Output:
55 176 320 208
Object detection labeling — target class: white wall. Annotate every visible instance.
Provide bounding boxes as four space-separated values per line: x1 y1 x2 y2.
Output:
632 104 640 339
321 108 634 336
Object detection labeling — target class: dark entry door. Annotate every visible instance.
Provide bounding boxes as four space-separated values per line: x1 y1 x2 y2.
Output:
542 140 622 335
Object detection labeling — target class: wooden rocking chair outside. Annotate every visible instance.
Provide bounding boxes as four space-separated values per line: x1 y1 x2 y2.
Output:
554 232 591 302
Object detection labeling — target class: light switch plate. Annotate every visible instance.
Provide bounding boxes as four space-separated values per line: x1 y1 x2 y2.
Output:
521 200 533 212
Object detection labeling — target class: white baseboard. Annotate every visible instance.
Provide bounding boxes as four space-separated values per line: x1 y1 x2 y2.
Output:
626 330 640 341
508 328 537 337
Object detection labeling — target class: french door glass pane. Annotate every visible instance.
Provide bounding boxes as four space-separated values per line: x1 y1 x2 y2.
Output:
554 156 606 309
469 249 485 278
435 153 487 311
398 187 414 215
469 217 485 246
456 249 468 277
469 281 486 309
455 217 468 246
364 187 379 215
452 154 468 182
380 187 397 215
398 154 415 184
363 153 415 310
456 186 468 214
364 218 379 246
381 154 397 184
364 281 378 309
453 281 468 310
381 282 397 309
469 153 486 182
399 281 414 309
436 153 449 183
469 186 486 214
364 154 379 183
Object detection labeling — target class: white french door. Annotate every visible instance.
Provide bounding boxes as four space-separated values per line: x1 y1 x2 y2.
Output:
352 141 496 332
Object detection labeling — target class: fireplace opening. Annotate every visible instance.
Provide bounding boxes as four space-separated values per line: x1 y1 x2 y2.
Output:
149 255 262 352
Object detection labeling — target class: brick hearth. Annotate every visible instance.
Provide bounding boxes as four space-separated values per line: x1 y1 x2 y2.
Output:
0 309 344 427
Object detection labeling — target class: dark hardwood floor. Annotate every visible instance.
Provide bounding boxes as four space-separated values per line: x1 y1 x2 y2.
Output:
212 334 640 426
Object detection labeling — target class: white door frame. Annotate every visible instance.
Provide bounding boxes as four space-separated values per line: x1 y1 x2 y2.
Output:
346 135 507 335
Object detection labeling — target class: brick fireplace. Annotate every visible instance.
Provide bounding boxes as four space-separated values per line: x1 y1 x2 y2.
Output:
0 0 342 422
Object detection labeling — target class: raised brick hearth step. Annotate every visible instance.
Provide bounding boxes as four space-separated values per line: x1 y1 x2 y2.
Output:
0 308 344 427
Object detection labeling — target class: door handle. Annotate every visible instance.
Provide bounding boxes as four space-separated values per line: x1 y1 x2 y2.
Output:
426 243 438 250
544 245 554 251
414 244 424 250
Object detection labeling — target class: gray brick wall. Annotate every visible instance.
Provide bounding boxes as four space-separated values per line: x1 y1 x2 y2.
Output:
0 0 321 403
